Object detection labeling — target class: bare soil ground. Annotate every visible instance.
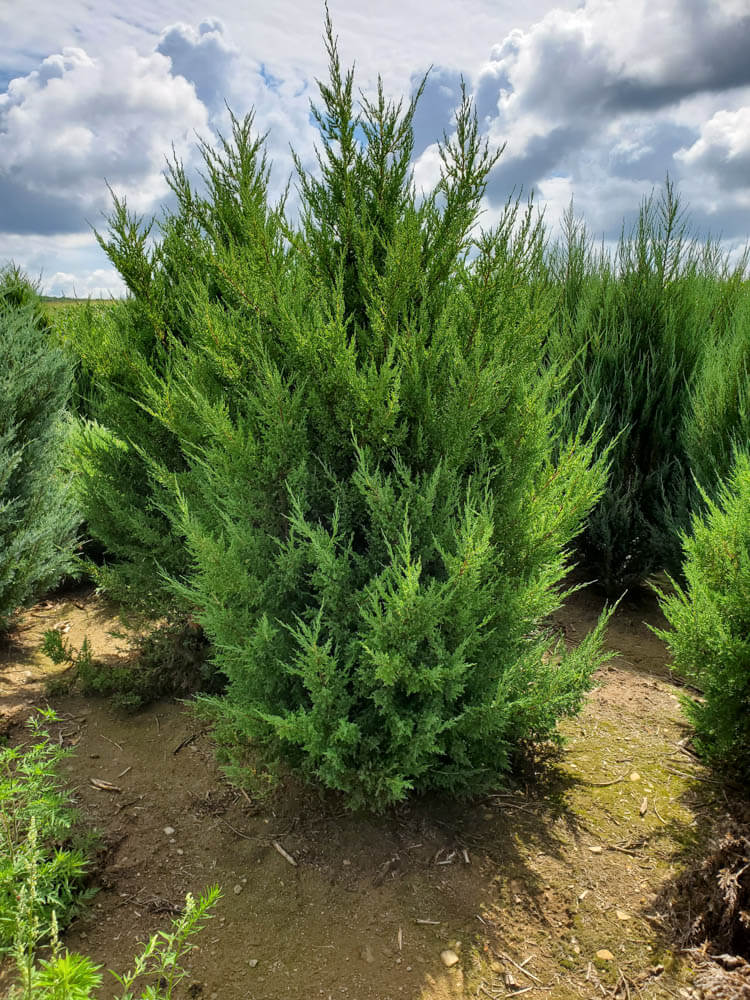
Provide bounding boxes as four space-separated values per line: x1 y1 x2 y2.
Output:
0 584 740 1000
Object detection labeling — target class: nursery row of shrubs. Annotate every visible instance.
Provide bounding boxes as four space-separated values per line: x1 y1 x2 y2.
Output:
2 19 749 801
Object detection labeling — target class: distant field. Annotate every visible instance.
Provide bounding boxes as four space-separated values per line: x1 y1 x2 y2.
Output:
42 296 116 308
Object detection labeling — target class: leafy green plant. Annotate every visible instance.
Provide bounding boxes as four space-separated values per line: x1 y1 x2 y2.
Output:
655 452 750 782
7 822 219 1000
0 267 79 629
0 709 91 950
42 629 74 665
108 885 220 1000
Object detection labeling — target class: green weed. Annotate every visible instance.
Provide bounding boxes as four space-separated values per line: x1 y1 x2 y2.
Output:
0 709 91 950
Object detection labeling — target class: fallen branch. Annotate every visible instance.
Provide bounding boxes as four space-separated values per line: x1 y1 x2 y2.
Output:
173 732 201 755
664 766 721 784
494 949 542 985
220 818 255 842
584 772 629 788
272 840 298 867
89 777 121 793
99 734 123 752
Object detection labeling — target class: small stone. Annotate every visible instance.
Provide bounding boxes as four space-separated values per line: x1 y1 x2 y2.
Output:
616 909 632 921
596 950 614 962
629 772 641 782
360 946 375 964
343 859 351 866
176 848 184 855
248 959 258 968
233 884 243 895
440 949 460 968
588 845 603 854
163 826 175 836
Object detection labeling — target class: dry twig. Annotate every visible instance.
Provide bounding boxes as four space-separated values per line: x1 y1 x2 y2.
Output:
272 840 298 866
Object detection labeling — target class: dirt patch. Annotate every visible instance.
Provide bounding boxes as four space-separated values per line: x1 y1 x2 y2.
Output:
0 584 141 732
0 583 738 999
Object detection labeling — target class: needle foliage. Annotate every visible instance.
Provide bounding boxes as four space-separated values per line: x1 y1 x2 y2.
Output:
655 452 750 782
71 16 610 808
0 267 78 629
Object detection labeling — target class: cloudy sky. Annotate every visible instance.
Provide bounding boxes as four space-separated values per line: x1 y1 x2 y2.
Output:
2 0 749 297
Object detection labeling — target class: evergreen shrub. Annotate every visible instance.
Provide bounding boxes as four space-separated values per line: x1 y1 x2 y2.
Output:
114 21 613 809
66 112 288 611
655 452 750 782
683 271 750 497
546 185 720 594
0 267 78 629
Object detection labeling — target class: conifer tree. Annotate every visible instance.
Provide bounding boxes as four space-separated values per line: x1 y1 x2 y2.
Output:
683 267 750 497
547 184 714 593
656 452 750 781
0 267 78 629
72 16 611 808
67 111 287 610
139 17 610 808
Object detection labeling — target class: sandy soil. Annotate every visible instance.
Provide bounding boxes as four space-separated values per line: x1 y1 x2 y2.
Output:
0 584 730 1000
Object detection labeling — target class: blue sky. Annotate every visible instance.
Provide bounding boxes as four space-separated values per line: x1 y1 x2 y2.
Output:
1 0 749 296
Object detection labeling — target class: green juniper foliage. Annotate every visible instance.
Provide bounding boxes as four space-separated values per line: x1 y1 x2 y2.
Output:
546 185 727 594
71 16 611 809
93 17 611 810
0 265 53 329
655 452 750 782
47 301 115 422
683 266 750 499
0 267 79 629
66 111 288 611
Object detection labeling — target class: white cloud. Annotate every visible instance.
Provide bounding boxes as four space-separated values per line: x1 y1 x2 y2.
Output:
156 18 237 111
45 268 126 299
0 232 123 297
676 107 750 189
0 44 208 228
2 0 750 289
464 0 750 240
